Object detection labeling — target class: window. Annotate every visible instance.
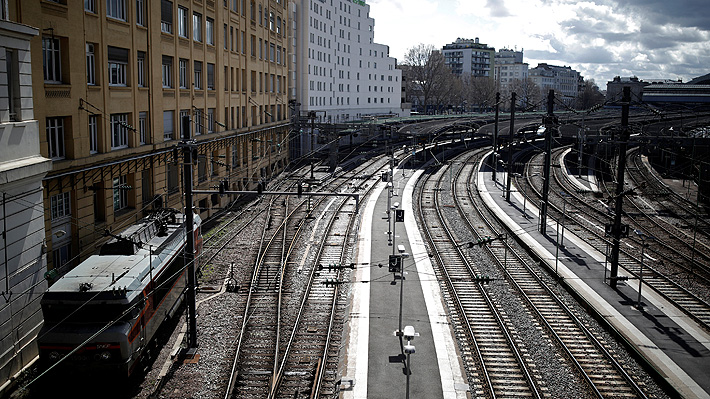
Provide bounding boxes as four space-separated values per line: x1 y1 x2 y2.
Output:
86 43 96 85
107 46 128 86
258 4 262 25
85 0 96 13
137 51 145 87
269 12 274 30
50 192 71 221
52 244 71 271
193 12 202 42
207 63 215 90
42 37 61 83
223 24 228 49
179 58 189 88
113 176 128 212
276 16 281 34
193 61 202 89
167 163 179 194
139 112 148 144
136 0 145 26
107 0 127 21
161 0 173 33
6 50 20 122
110 113 129 149
206 18 214 45
194 109 203 135
207 108 215 133
179 109 190 137
46 117 65 160
89 115 98 153
163 110 174 140
178 6 188 38
162 55 173 88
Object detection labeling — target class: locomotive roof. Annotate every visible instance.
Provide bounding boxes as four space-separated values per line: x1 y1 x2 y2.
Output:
44 211 201 302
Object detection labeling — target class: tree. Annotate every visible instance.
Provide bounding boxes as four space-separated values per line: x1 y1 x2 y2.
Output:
507 77 542 111
575 79 605 110
403 44 450 114
463 76 497 112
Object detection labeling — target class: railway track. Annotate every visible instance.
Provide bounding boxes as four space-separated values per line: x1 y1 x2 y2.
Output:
418 148 542 398
519 148 710 331
223 154 389 399
419 147 652 398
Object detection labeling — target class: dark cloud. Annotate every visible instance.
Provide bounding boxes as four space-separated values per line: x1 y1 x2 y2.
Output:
613 0 710 31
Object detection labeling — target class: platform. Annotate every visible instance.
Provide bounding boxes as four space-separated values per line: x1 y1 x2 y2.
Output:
341 168 468 399
478 151 710 399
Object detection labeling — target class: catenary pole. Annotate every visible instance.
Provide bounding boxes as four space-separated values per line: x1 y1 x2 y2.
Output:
182 115 198 349
609 86 631 289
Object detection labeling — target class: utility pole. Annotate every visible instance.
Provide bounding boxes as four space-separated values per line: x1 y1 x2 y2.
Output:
492 92 500 182
181 115 198 350
539 90 555 235
609 86 631 289
505 92 516 201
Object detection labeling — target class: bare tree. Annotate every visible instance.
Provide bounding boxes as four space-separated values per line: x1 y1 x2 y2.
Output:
403 44 450 114
507 77 542 111
575 79 605 110
463 76 497 112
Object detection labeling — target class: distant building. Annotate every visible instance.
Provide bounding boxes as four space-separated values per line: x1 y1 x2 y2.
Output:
291 0 403 125
0 16 51 393
494 48 528 92
606 76 649 102
442 38 495 80
529 63 581 105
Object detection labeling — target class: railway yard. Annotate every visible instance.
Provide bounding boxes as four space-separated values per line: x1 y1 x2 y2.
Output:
16 107 710 399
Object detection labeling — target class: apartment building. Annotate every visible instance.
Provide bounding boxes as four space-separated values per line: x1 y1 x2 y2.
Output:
442 37 495 80
290 0 403 124
529 63 581 106
0 13 52 391
8 0 290 275
494 48 528 92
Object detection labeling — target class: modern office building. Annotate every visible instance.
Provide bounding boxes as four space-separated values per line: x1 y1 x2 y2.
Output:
8 0 290 276
442 37 495 80
290 0 403 124
0 13 52 392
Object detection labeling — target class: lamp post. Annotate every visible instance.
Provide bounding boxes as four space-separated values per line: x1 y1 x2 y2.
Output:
634 230 653 310
403 325 418 399
554 192 569 278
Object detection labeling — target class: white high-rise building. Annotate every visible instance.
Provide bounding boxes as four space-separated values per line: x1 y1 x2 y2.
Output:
494 48 528 92
290 0 403 123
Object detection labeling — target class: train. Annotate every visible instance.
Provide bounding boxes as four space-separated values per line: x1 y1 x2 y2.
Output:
37 208 202 377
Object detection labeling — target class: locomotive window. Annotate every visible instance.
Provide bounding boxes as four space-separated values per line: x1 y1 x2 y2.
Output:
42 303 137 323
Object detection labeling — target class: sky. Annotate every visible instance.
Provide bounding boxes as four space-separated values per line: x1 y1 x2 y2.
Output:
367 0 710 87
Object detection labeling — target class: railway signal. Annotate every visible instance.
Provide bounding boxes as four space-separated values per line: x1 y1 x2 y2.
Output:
388 254 402 273
473 275 492 283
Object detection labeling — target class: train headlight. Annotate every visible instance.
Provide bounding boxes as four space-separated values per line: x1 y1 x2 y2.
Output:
48 351 61 361
98 351 112 361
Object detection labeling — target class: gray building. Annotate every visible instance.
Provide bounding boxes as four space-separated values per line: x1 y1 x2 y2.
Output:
529 63 581 105
0 16 51 392
442 38 495 80
494 48 528 92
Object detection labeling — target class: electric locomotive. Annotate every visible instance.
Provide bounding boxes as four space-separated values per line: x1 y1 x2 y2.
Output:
37 208 202 377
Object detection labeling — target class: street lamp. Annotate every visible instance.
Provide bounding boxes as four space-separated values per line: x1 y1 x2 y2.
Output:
554 191 569 278
403 325 418 399
634 229 654 310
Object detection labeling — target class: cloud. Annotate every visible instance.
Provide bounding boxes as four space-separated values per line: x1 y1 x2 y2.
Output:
368 0 710 84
